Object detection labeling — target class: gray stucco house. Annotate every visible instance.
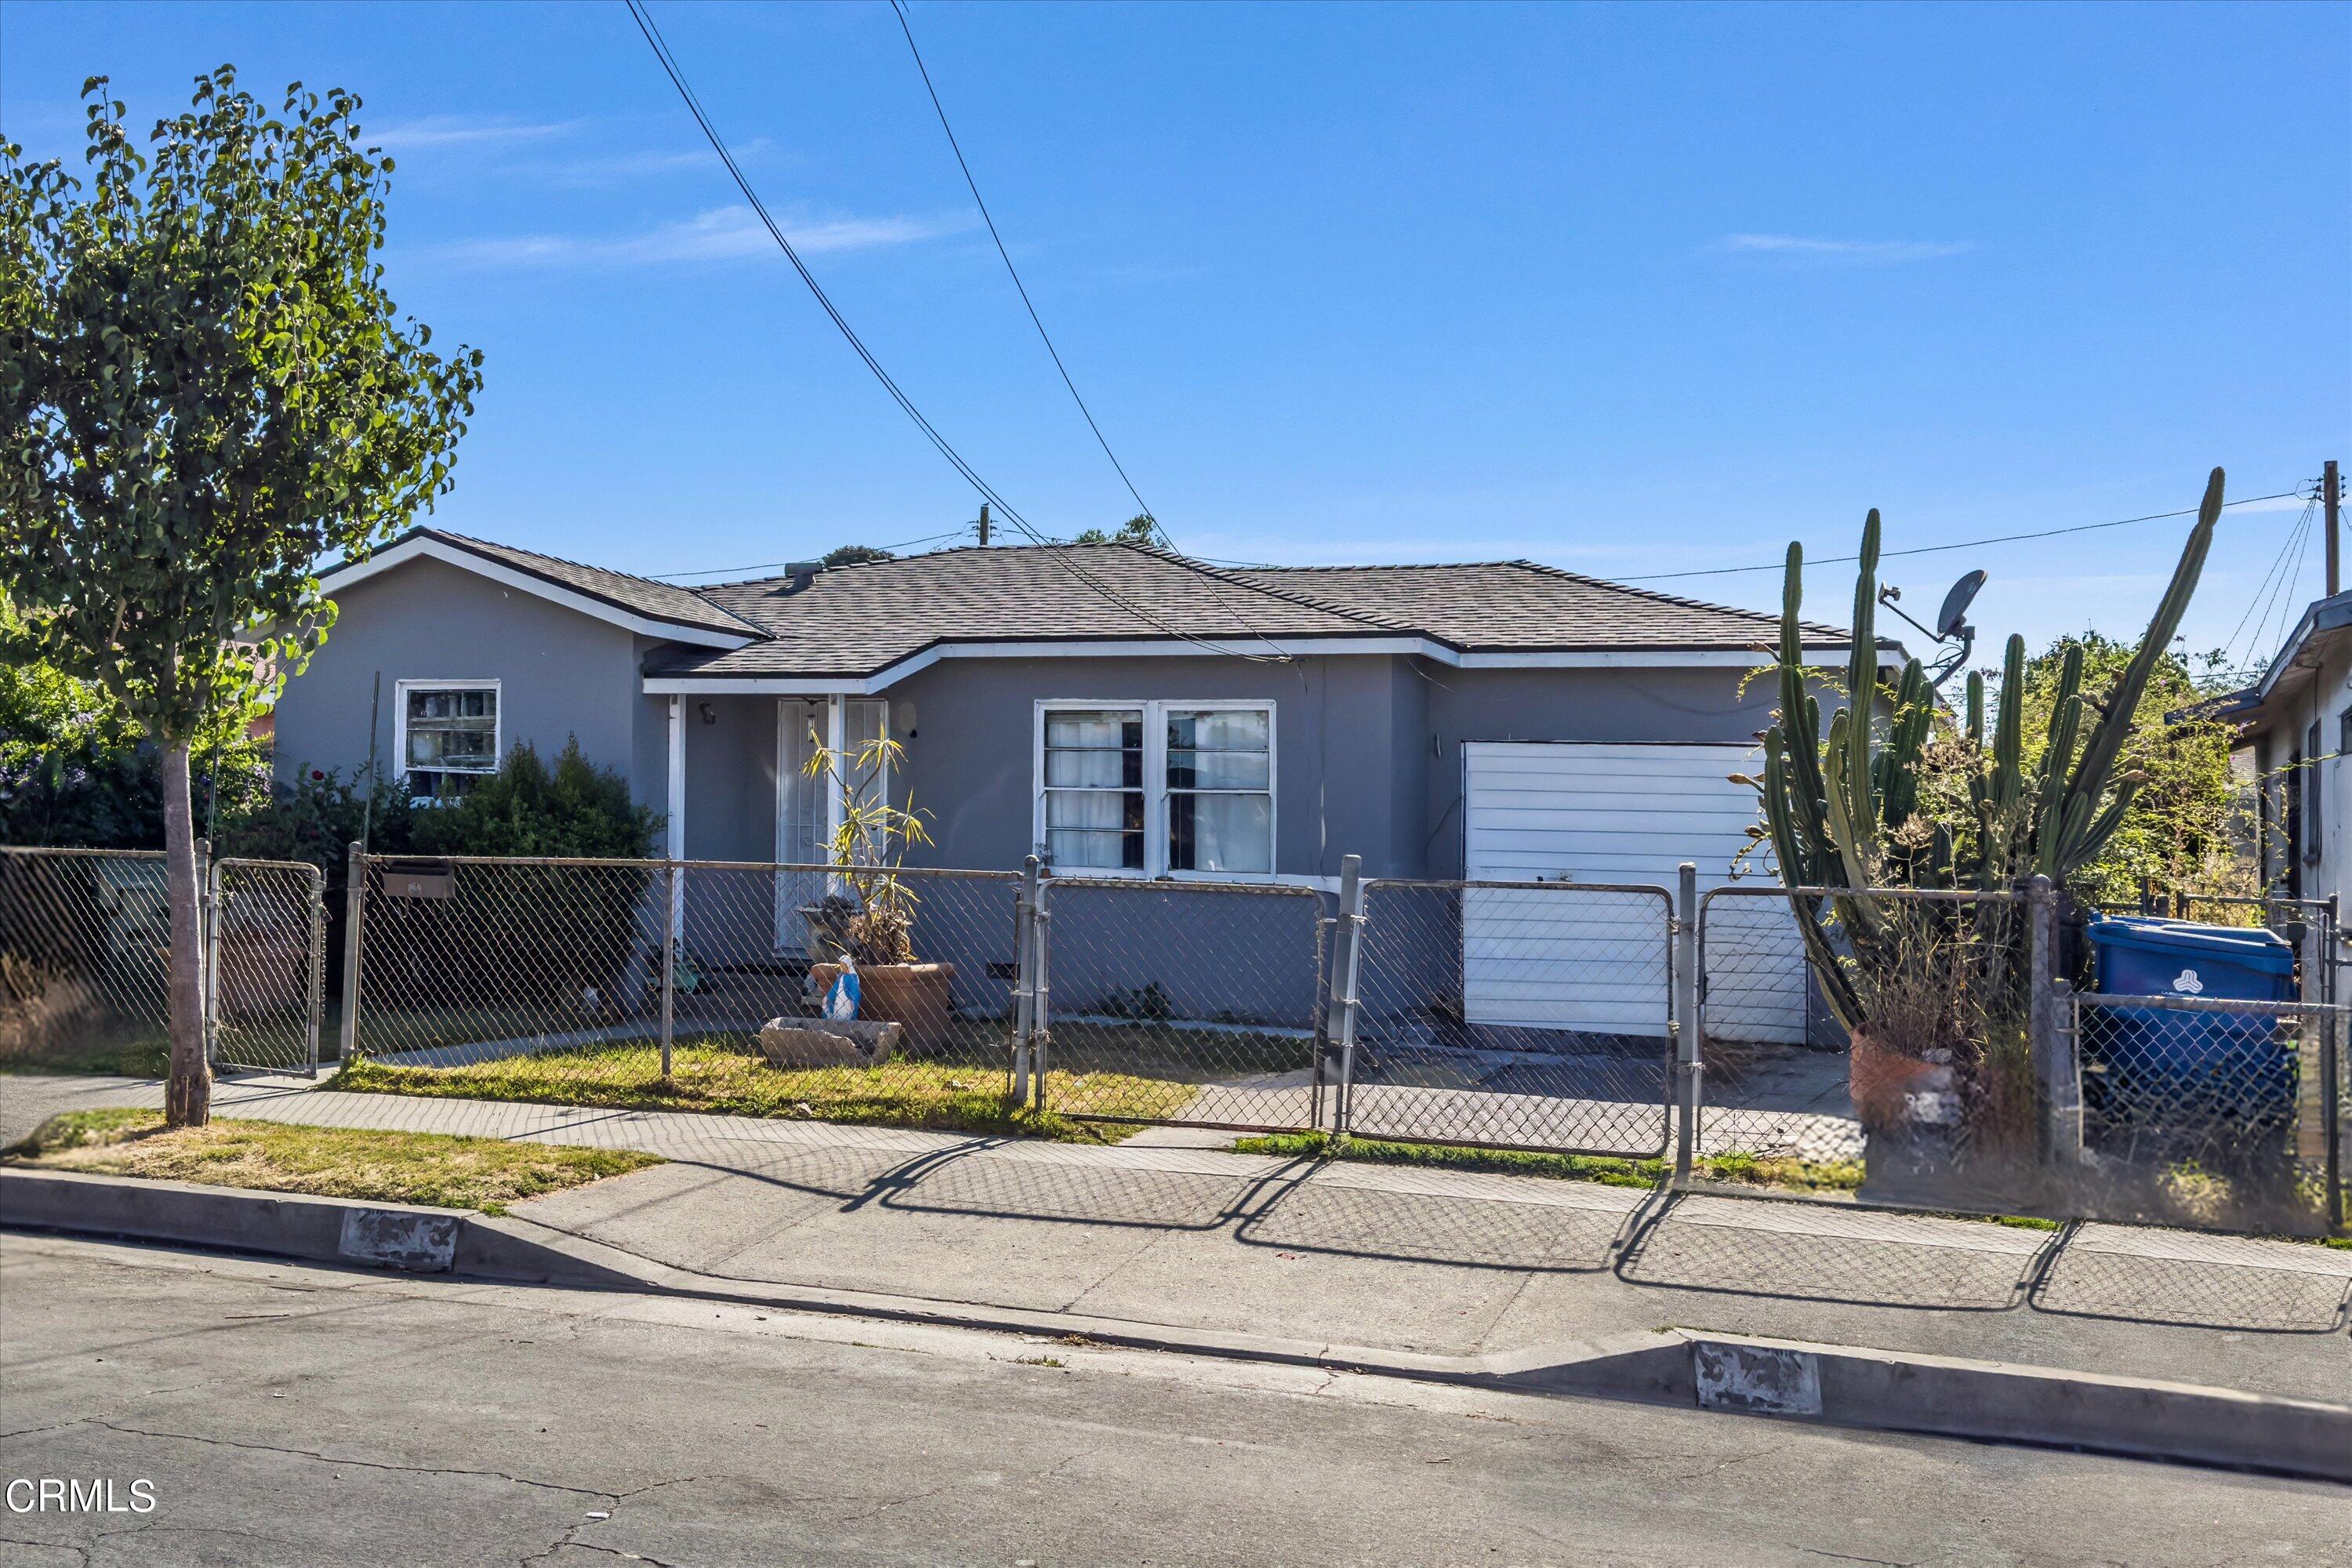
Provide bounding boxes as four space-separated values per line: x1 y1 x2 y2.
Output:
281 528 1882 1042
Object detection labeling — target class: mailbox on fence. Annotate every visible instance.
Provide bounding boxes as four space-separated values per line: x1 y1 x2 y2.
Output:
379 858 455 900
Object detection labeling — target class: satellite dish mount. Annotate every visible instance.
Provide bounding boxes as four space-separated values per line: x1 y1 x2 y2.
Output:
1877 569 1985 688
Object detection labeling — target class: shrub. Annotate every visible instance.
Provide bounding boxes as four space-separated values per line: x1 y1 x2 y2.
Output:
360 739 662 1021
410 738 659 859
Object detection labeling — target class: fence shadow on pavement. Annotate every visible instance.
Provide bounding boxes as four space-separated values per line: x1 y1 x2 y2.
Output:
865 1142 1272 1232
2024 1222 2352 1335
1613 1191 2052 1312
1232 1163 1659 1274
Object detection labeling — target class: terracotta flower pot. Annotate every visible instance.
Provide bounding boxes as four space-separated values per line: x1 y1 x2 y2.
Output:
811 961 956 1051
1848 1031 1955 1131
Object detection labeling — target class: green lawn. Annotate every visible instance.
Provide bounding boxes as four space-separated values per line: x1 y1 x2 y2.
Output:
334 1017 1312 1144
5 1108 660 1214
339 1038 1133 1143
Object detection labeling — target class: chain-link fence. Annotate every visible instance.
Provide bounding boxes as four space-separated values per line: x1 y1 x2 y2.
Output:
0 844 325 1078
1341 879 1674 1156
0 846 172 1073
347 855 1030 1122
209 858 326 1076
2071 991 2341 1235
1696 884 2042 1212
1033 877 1327 1132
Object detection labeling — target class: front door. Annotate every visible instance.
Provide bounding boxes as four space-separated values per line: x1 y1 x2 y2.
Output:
773 698 889 951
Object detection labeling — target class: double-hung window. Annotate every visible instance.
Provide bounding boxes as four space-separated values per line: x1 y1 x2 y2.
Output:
1040 709 1145 870
1165 707 1272 874
400 681 499 803
1037 701 1275 877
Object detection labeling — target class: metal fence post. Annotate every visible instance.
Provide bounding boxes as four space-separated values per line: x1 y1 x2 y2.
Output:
2024 873 2079 1166
660 861 677 1079
1030 883 1052 1110
1671 862 1700 1185
1329 855 1366 1141
1011 855 1040 1105
338 841 365 1065
198 837 220 1069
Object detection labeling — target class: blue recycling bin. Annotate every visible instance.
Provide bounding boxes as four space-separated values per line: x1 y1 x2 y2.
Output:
2082 916 2299 1132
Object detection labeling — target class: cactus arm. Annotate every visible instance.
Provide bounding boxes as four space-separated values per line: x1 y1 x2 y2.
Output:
2055 467 2223 842
1764 736 1865 1032
2067 778 2143 877
1844 512 1883 851
2031 643 2085 869
1777 543 1832 844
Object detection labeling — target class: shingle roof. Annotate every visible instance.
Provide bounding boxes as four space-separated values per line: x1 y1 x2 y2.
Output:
639 542 1867 680
401 528 764 638
1229 561 1849 649
651 543 1393 677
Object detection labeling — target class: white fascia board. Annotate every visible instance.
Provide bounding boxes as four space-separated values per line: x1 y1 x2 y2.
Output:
642 674 885 695
323 536 755 650
640 637 1894 694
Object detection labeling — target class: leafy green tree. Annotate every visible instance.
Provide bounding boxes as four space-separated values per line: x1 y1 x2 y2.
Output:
0 597 271 848
2010 632 2251 909
1 70 482 1123
1075 514 1160 546
822 543 895 567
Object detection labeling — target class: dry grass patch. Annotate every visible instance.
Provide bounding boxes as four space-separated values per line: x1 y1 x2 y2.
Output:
6 1108 660 1214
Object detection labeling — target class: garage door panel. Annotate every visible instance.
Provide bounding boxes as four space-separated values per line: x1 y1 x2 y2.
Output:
1463 742 1806 1045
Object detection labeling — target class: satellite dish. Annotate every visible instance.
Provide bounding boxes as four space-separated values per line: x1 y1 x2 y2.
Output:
1935 570 1987 640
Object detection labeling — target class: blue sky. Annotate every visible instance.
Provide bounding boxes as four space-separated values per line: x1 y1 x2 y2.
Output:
3 1 2347 670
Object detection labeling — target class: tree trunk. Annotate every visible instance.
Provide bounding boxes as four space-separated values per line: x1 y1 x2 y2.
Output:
162 736 212 1127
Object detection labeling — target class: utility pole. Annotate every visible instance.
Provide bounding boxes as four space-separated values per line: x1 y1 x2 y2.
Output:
976 502 990 547
2326 460 2341 597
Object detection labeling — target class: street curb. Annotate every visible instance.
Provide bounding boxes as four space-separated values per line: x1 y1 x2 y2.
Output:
6 1167 2346 1483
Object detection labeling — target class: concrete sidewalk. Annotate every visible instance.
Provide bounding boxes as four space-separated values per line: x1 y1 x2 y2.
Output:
5 1070 2347 1406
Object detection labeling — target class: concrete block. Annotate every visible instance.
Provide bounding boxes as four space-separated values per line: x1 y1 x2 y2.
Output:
336 1208 459 1272
757 1018 899 1069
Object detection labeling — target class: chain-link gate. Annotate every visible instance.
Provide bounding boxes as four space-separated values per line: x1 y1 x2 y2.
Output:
1341 878 1675 1156
1032 877 1327 1132
206 858 327 1076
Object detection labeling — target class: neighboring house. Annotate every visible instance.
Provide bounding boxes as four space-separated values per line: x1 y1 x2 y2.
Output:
279 528 1893 1040
2213 590 2352 907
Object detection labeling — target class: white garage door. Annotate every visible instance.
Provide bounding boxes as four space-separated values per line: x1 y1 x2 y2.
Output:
1461 742 1806 1042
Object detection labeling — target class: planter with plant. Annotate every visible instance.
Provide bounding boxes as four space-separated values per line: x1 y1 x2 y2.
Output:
1747 470 2223 1196
799 727 954 1051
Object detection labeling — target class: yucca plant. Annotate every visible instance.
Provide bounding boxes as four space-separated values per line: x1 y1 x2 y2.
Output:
1751 468 2225 1040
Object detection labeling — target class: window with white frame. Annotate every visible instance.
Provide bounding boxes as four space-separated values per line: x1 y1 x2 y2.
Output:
1037 701 1274 876
1165 707 1272 873
400 681 499 803
1041 708 1145 870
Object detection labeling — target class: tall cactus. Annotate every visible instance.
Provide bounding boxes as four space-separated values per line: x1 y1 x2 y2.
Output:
1755 469 2225 1033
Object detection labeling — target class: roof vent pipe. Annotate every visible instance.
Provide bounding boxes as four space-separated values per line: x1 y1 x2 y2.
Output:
784 561 825 593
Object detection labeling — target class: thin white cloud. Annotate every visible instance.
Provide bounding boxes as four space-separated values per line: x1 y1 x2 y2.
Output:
539 138 782 187
1708 233 1973 265
370 115 583 151
417 204 963 269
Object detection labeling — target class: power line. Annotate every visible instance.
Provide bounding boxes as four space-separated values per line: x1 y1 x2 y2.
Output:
884 0 1282 657
1615 488 2314 584
887 0 1158 539
622 0 1287 662
2219 496 2316 673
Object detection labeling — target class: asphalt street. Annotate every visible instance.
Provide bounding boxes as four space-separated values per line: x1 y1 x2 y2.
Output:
0 1232 2343 1567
